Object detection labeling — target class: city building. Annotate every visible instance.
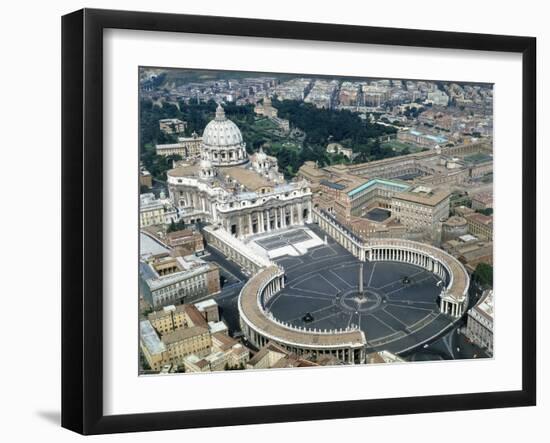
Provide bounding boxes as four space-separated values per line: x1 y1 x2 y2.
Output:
159 118 187 134
299 141 492 189
318 177 410 221
391 186 450 238
141 299 238 373
441 216 469 242
397 128 448 149
326 142 353 159
167 104 313 239
315 176 449 241
139 320 168 371
194 299 220 323
246 342 290 370
465 212 493 240
366 350 406 364
183 333 250 372
442 235 493 272
254 96 278 118
454 205 476 218
463 289 494 356
139 193 178 228
162 325 212 364
270 116 290 133
156 132 202 158
338 81 360 107
273 78 312 101
147 303 209 335
304 79 339 109
211 332 249 367
427 90 449 107
471 191 493 211
362 84 390 108
139 253 221 308
166 228 205 256
139 166 153 189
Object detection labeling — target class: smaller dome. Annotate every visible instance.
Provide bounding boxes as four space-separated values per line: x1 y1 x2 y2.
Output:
200 158 212 169
255 147 267 162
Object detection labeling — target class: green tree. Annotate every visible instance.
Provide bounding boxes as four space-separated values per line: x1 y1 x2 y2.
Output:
472 263 493 288
476 208 493 216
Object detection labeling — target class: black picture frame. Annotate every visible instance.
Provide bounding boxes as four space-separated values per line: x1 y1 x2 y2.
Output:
61 8 537 435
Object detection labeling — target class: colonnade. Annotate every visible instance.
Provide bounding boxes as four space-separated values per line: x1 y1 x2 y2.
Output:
367 247 447 281
440 297 464 317
240 320 364 364
314 208 365 260
312 207 468 319
202 225 270 275
261 273 285 305
222 200 313 239
239 267 366 365
176 189 210 214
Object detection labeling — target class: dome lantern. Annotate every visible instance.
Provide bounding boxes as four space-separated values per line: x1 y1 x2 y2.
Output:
215 103 226 121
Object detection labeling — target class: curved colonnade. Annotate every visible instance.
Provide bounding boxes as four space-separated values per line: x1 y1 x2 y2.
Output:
238 266 367 364
313 208 469 318
237 209 470 363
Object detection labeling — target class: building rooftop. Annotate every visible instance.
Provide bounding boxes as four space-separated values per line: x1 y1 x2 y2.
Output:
162 325 209 345
347 178 410 198
247 342 288 367
466 212 493 226
140 254 216 292
184 304 208 328
208 320 228 334
140 232 170 256
393 187 451 206
472 191 493 205
140 320 166 355
167 164 200 178
194 299 218 310
224 166 271 191
319 179 347 191
147 304 185 321
444 216 467 227
473 289 494 322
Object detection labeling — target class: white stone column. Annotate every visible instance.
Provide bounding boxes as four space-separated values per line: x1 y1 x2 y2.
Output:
259 212 264 233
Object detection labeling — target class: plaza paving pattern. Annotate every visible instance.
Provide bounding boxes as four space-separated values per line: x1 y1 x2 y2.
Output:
255 229 313 251
265 231 458 354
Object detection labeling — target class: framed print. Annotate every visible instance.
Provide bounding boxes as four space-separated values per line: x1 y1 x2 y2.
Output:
61 8 536 435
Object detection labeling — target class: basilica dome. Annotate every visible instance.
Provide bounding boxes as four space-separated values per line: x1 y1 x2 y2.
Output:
201 104 248 167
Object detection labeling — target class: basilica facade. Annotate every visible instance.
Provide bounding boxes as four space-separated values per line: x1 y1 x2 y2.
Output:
167 104 313 239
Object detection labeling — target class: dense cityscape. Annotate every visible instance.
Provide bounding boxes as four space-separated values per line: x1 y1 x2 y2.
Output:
138 68 494 374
